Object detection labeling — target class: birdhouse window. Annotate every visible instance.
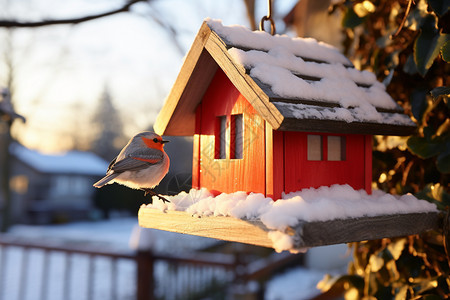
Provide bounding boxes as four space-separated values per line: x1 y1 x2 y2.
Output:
215 116 227 159
307 135 346 161
215 114 244 160
230 114 243 159
307 135 323 161
327 136 346 161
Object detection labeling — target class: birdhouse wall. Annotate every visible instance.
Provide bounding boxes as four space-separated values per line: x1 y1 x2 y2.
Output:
192 69 266 195
281 132 372 195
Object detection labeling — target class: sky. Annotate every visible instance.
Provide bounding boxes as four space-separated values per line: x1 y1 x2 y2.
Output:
0 0 296 153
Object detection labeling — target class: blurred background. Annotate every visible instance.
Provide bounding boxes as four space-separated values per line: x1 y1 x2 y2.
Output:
0 0 448 299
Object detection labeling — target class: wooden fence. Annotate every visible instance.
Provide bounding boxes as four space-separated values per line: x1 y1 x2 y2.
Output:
0 234 301 300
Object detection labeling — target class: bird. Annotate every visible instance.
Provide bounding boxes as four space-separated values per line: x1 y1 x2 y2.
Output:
93 131 170 203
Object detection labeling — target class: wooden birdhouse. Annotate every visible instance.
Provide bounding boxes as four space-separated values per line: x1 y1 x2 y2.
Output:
139 20 441 252
154 19 416 200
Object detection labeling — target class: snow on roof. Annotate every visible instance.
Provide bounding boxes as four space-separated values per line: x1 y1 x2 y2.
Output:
146 185 437 253
10 143 109 176
206 19 415 128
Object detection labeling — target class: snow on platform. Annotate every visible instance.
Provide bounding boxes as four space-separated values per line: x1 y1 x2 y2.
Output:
139 185 439 253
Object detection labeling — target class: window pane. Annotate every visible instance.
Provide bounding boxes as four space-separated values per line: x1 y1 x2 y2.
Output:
327 136 346 161
220 116 227 159
307 135 322 161
215 116 227 159
231 114 243 159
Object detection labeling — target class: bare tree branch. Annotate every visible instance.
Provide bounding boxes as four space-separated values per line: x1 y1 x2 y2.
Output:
0 0 147 28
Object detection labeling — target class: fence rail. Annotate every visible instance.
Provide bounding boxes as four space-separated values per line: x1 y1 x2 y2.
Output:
0 234 301 300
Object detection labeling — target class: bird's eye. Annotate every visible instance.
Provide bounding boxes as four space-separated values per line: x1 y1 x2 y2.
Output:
153 138 158 143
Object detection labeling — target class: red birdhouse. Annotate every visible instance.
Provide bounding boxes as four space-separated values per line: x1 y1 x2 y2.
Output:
154 19 416 200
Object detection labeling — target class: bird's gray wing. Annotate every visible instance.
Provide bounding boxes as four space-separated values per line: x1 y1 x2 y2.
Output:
111 148 163 173
106 156 117 172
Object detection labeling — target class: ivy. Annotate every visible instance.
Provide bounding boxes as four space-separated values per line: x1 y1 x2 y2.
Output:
319 0 450 298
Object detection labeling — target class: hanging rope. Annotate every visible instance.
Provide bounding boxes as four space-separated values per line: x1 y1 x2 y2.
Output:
259 0 276 35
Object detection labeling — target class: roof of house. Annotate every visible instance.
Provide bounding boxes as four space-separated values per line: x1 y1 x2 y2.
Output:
155 19 416 136
10 143 109 176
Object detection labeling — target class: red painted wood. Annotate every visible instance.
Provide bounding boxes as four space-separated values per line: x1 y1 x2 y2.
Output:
265 126 285 200
364 135 373 194
192 103 202 189
198 69 266 194
284 132 366 194
265 124 274 199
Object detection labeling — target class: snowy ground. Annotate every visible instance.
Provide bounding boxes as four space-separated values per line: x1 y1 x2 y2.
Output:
1 217 348 299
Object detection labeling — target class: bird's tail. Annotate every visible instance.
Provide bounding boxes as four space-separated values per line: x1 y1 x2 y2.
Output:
93 173 119 188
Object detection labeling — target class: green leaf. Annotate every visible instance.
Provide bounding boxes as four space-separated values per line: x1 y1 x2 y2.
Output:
414 14 450 76
430 86 450 99
441 40 450 63
342 7 366 28
411 89 429 121
427 0 450 17
407 136 442 158
404 55 419 75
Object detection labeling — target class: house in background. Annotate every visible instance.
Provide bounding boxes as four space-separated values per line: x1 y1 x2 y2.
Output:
8 143 109 224
154 20 416 200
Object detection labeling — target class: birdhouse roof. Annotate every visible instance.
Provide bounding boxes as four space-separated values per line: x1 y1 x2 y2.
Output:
155 19 415 136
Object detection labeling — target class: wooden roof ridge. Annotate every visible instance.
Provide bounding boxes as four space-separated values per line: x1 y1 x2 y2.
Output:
154 21 284 136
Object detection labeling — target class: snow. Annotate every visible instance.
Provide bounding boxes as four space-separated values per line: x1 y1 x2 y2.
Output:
3 218 336 300
9 217 217 254
10 143 109 176
146 184 437 253
265 267 329 300
205 19 415 127
2 218 224 300
274 102 415 125
206 18 352 66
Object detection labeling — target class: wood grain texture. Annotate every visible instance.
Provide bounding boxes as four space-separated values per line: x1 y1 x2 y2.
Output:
277 116 416 136
138 208 273 248
204 30 284 130
138 207 440 250
197 69 266 194
294 212 441 248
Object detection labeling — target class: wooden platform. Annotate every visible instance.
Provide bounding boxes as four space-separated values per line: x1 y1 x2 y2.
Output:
138 207 441 251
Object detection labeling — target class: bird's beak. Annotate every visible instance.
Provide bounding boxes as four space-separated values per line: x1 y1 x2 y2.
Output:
161 140 169 144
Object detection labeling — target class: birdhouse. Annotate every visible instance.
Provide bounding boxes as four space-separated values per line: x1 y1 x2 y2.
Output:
139 20 440 252
154 19 416 200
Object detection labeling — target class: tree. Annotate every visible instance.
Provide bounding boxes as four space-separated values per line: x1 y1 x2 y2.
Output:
0 88 25 232
313 0 450 298
0 0 147 28
90 85 126 161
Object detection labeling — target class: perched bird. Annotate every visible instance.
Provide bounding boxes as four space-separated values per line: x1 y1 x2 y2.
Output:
93 131 170 203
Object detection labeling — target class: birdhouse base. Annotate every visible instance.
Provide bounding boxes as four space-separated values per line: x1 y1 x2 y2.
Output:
138 207 441 251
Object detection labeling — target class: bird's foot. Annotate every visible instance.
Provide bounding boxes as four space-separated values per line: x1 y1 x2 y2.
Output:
142 188 170 203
